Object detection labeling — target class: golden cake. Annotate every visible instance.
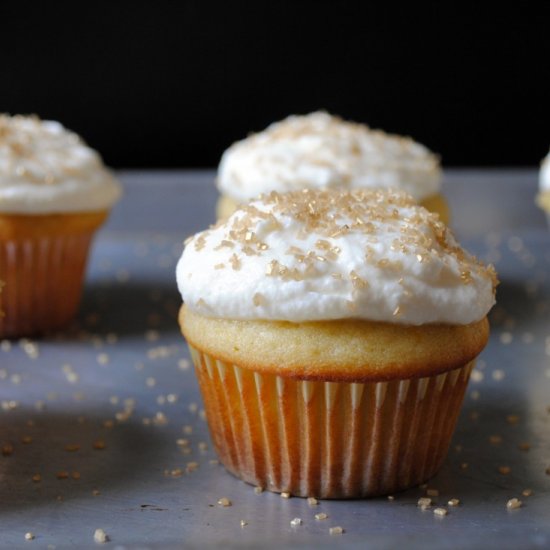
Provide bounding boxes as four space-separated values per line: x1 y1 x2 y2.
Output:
177 189 497 498
0 114 122 337
216 112 449 222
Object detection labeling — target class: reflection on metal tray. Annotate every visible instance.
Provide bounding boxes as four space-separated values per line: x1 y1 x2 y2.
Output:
0 170 548 549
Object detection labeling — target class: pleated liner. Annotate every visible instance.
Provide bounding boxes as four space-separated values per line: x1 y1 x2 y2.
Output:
0 233 94 338
189 345 474 498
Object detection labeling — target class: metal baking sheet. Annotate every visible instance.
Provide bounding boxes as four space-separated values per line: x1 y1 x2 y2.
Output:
0 170 548 549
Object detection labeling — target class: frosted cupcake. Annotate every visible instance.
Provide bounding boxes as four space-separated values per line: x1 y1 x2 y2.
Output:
217 112 448 222
537 149 550 225
0 115 122 337
177 188 496 498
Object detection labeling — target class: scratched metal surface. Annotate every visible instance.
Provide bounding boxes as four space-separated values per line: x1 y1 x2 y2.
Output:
0 170 548 549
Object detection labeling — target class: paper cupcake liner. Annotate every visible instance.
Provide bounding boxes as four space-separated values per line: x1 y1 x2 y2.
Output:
189 344 474 498
0 232 95 338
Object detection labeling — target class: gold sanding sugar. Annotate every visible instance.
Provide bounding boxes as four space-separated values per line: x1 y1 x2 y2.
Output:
506 498 522 510
93 529 109 543
417 497 432 508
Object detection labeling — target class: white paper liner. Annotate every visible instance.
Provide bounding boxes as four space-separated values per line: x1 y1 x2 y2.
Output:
189 344 474 498
0 233 94 337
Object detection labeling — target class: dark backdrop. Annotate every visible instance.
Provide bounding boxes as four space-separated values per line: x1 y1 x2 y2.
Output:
1 2 548 168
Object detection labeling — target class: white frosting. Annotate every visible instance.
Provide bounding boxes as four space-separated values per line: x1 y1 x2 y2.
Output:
177 189 496 325
540 150 550 193
217 112 441 202
0 115 122 213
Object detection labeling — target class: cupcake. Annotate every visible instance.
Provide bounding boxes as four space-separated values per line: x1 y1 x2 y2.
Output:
216 111 449 222
0 114 122 338
536 149 550 225
177 188 497 498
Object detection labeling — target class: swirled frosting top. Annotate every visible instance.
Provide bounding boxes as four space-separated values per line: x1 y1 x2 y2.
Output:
177 188 497 325
0 114 121 213
540 149 550 193
217 112 441 202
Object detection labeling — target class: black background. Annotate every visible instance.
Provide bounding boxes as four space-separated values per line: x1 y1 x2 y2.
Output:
1 2 548 168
